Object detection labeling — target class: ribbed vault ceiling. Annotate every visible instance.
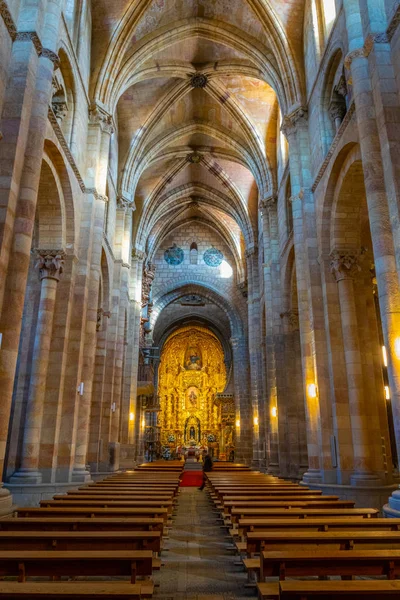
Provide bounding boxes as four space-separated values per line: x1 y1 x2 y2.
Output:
91 0 305 264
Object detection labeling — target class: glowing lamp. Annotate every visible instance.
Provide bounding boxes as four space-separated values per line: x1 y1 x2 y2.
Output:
385 385 391 400
271 406 277 418
254 416 259 426
395 338 400 360
308 383 317 398
141 417 146 428
235 419 240 428
129 412 134 422
382 346 388 367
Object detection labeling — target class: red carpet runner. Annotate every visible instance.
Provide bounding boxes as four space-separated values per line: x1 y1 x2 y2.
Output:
180 471 203 487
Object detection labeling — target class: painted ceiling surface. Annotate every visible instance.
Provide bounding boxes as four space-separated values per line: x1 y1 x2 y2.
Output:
92 0 305 270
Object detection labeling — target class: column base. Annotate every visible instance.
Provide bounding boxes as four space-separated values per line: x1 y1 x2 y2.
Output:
383 486 400 517
0 483 14 517
71 469 92 483
350 471 383 487
302 480 397 509
5 481 89 507
302 469 323 484
9 469 43 485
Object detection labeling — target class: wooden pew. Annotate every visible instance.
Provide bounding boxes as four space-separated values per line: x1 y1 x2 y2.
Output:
260 549 400 580
0 530 161 553
58 493 174 502
246 529 400 555
222 500 355 517
0 550 153 583
39 500 174 515
230 507 378 524
0 581 154 599
236 517 400 539
16 507 169 521
276 580 400 599
0 517 165 533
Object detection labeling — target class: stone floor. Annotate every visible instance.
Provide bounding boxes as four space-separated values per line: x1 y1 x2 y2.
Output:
154 487 253 600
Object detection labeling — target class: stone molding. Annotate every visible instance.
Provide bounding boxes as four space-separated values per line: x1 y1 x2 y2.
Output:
245 244 258 258
35 250 65 282
345 33 390 70
14 31 60 69
116 196 130 211
312 102 355 192
388 3 400 41
0 1 17 39
103 234 116 262
330 250 362 282
48 108 86 192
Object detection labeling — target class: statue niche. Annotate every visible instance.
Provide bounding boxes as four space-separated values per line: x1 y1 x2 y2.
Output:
185 416 201 444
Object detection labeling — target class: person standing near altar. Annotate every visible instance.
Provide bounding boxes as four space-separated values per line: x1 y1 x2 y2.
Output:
198 453 213 491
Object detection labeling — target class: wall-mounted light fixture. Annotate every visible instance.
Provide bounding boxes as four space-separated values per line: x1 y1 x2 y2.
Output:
395 338 400 360
77 382 84 396
382 345 388 367
271 406 277 418
385 385 391 400
111 402 116 413
307 383 317 398
141 417 146 428
254 416 259 426
129 412 135 421
235 419 240 428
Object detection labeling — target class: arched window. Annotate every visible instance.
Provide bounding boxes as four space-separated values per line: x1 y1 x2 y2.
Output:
190 242 198 265
321 0 337 37
312 0 337 56
321 51 348 152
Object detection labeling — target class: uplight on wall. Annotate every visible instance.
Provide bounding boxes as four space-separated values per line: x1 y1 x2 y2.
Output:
129 412 135 422
271 406 277 418
382 346 388 367
254 416 259 426
235 419 240 428
385 385 391 400
308 383 317 398
141 417 146 428
395 338 400 360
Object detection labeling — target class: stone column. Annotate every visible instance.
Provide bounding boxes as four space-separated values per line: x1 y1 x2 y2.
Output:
260 197 280 474
231 335 252 465
330 250 381 485
246 245 266 470
71 104 113 481
282 112 323 483
343 2 400 470
10 250 65 484
0 1 62 513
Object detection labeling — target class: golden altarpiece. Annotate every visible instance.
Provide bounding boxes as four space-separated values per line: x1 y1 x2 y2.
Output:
157 326 234 455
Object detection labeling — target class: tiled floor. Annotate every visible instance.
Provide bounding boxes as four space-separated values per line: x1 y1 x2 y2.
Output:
155 487 253 600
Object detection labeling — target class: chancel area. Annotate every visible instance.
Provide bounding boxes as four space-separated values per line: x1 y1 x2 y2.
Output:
3 0 400 597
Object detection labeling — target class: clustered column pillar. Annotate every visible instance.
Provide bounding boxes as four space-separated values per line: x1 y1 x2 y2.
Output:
10 251 65 484
343 0 400 468
330 250 381 485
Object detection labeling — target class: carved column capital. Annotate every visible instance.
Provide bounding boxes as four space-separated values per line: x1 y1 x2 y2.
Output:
330 250 363 282
259 194 277 214
89 102 114 134
132 248 145 262
281 106 308 137
35 250 65 282
280 310 299 332
289 188 305 204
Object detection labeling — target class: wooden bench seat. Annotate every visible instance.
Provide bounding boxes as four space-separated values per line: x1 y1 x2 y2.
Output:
230 508 378 523
57 494 174 502
247 529 400 554
41 500 173 510
272 580 400 599
16 507 169 521
260 549 400 580
0 517 165 533
0 530 161 553
223 501 355 514
0 550 153 583
72 490 174 497
0 582 154 599
237 517 400 538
